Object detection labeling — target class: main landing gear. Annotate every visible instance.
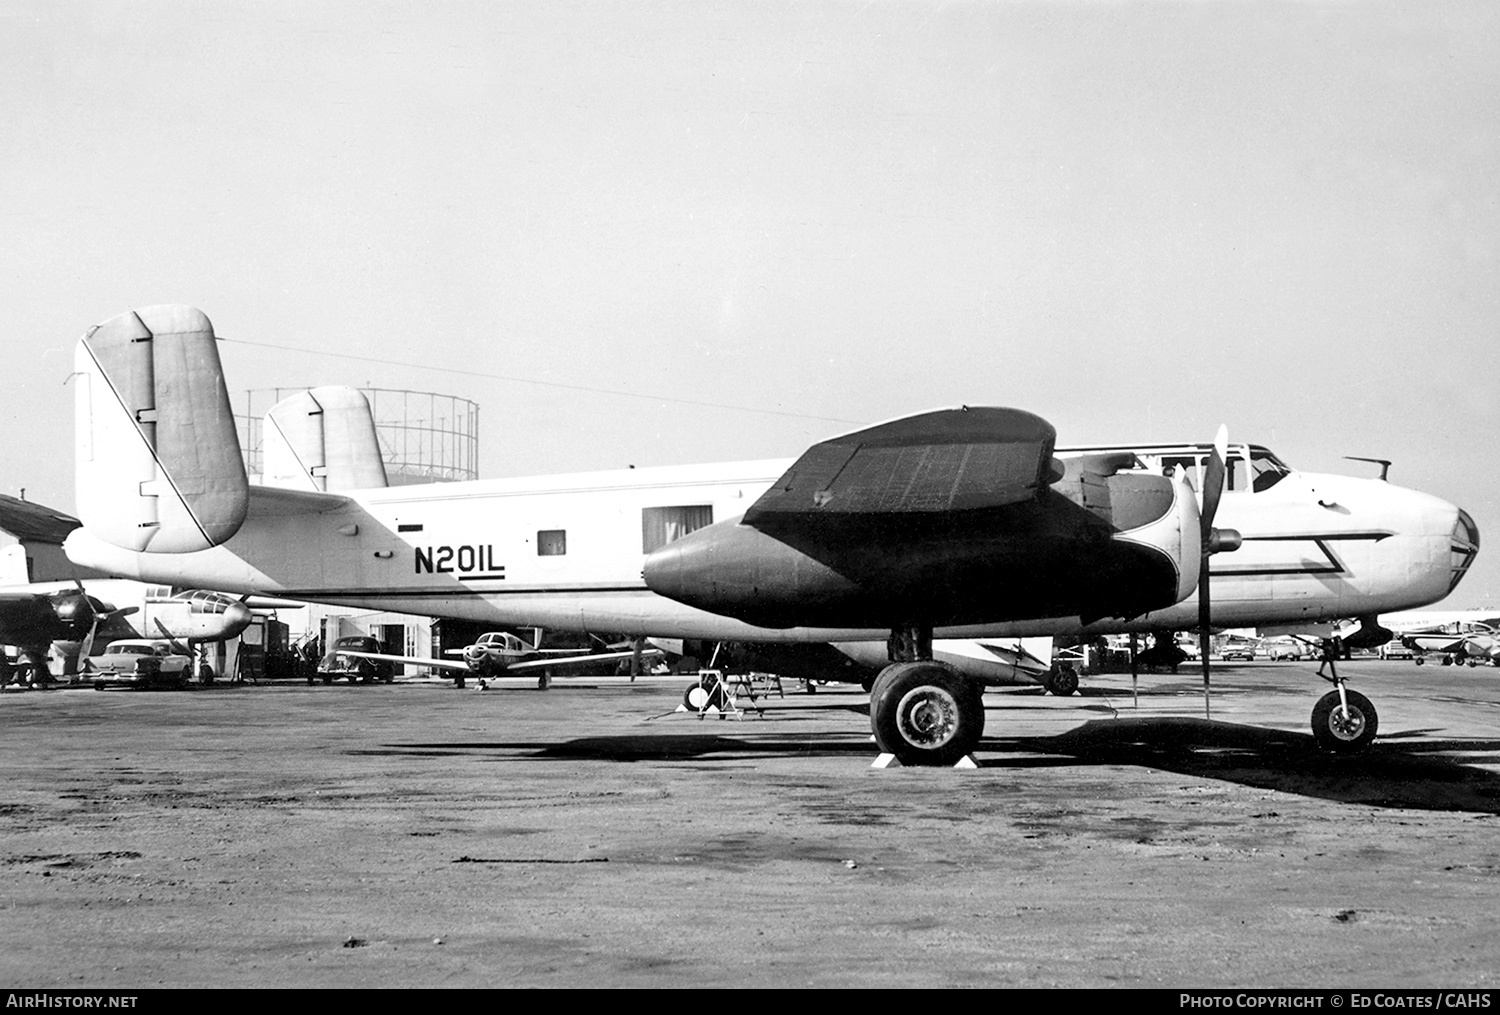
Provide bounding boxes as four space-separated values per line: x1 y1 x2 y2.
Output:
1310 641 1378 753
868 626 985 766
1044 662 1079 696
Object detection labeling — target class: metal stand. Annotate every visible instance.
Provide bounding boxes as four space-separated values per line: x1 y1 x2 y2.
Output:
679 669 765 719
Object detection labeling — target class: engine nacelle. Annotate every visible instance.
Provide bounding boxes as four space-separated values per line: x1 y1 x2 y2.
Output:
643 471 1200 629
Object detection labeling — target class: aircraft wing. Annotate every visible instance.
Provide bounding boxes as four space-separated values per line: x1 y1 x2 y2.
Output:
645 407 1202 630
334 650 473 672
0 495 81 546
742 407 1059 525
495 648 664 673
336 647 661 674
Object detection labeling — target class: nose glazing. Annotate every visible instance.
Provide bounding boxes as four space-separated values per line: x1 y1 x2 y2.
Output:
1449 508 1480 594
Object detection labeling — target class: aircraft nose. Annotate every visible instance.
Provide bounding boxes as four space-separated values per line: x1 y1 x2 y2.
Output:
222 601 254 638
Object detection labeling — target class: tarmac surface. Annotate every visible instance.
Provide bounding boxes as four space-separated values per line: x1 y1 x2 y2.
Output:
2 659 1499 988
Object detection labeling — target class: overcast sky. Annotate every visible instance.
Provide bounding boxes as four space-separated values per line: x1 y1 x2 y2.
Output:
2 0 1496 607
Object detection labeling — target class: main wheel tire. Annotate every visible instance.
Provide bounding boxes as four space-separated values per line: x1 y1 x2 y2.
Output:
1046 664 1079 696
869 662 984 766
1311 689 1378 753
683 678 725 711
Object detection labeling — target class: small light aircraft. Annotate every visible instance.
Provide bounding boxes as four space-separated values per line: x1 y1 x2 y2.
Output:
63 307 1478 762
334 628 661 688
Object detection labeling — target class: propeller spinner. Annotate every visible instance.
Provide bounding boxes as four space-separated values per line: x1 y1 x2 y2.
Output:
60 582 138 669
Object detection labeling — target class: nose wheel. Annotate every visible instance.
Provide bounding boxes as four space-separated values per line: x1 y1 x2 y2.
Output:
1311 686 1378 753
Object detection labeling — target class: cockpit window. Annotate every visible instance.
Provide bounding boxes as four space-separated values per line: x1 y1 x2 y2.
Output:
1159 456 1199 491
1249 446 1291 492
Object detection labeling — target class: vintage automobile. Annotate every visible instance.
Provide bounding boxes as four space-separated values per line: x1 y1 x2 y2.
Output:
315 635 396 684
90 639 192 690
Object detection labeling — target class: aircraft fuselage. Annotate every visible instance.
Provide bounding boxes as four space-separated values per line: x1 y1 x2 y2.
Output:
63 448 1469 645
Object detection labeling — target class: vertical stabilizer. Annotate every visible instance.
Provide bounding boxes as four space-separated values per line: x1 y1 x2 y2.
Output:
262 386 388 492
74 305 248 553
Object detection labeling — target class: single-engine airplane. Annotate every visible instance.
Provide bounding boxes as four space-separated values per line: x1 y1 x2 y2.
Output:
63 306 1478 762
335 628 662 687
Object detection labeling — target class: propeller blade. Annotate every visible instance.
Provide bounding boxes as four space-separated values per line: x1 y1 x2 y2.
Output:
78 618 100 670
1199 560 1212 719
153 618 192 655
1196 425 1228 720
1200 424 1229 536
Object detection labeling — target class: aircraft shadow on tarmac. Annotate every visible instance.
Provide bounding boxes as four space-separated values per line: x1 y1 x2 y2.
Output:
377 714 1500 814
1002 716 1500 815
367 731 880 763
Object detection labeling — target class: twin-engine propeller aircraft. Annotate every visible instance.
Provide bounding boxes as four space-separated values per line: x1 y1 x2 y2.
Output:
0 584 136 686
0 582 255 687
63 306 1477 763
0 494 256 686
1382 612 1500 667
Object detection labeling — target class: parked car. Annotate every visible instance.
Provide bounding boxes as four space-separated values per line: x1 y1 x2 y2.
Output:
90 639 191 690
1136 640 1189 673
316 636 396 684
1220 646 1257 662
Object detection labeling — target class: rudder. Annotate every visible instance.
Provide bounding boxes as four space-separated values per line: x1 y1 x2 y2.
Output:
74 305 248 553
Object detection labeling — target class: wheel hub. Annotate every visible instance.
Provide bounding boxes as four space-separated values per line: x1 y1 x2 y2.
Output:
1328 705 1365 741
896 688 959 748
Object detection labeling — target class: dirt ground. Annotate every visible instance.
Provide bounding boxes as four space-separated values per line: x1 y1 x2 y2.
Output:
2 659 1499 988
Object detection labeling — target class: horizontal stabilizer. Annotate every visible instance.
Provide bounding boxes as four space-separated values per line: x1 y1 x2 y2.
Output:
743 407 1058 524
0 493 81 546
263 387 388 492
75 306 248 553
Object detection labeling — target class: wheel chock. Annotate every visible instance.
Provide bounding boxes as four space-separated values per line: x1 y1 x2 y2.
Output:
870 753 979 769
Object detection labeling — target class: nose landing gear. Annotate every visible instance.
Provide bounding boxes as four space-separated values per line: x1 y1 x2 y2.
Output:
1311 641 1379 753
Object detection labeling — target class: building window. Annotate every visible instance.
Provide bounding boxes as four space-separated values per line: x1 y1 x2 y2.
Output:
642 505 714 554
537 529 567 556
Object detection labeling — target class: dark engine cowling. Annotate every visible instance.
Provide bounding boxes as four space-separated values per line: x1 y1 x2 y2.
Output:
642 470 1193 630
